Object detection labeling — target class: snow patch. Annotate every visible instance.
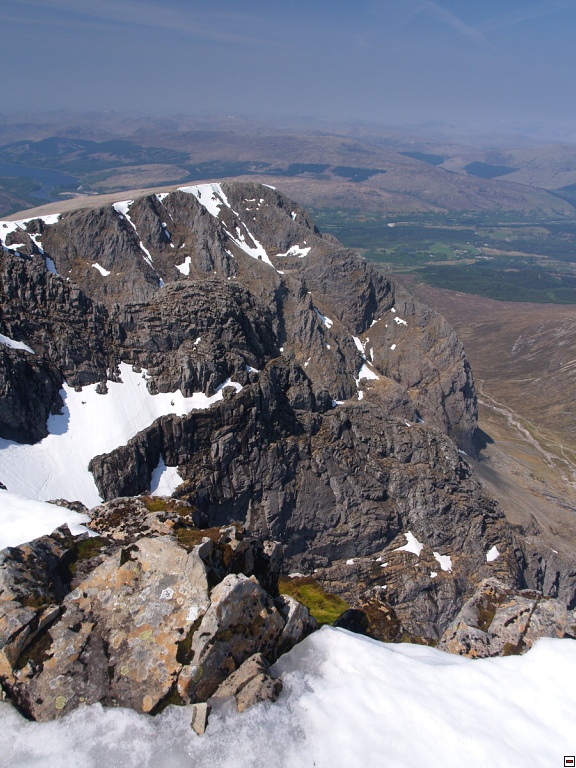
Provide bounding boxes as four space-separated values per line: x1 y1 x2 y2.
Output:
178 183 235 218
45 257 58 275
225 222 276 269
394 531 424 557
176 256 192 275
0 214 61 256
355 363 379 388
433 552 453 572
2 628 573 768
92 263 110 277
486 545 500 562
314 308 334 328
150 456 183 498
394 317 408 326
0 489 91 549
0 334 34 354
0 363 242 508
38 214 61 226
276 244 311 258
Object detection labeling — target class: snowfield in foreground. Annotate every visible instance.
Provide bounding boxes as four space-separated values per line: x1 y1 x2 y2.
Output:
1 627 573 768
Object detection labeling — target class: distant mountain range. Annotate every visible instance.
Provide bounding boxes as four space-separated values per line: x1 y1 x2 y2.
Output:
1 113 576 217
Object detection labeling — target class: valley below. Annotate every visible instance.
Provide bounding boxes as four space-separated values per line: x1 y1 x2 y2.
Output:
400 280 576 571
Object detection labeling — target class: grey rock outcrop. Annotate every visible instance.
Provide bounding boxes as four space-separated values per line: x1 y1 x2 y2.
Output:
437 578 576 657
177 573 284 704
0 507 315 722
211 652 282 712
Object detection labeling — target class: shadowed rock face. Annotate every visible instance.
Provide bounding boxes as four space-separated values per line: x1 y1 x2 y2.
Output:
0 181 568 644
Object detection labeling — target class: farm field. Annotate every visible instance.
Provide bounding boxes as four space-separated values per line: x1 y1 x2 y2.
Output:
313 209 576 304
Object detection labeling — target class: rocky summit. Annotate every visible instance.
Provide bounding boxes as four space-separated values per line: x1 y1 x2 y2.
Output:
0 182 574 721
0 499 316 722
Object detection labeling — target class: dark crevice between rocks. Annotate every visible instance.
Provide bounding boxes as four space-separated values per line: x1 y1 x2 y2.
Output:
13 608 61 674
176 615 204 666
119 544 139 566
149 680 185 716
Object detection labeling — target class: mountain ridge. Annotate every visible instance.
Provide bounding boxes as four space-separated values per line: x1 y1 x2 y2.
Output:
1 181 573 652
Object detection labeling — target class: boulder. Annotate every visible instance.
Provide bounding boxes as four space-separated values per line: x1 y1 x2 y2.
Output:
190 702 211 736
9 536 211 721
178 573 285 703
0 518 313 723
437 578 576 657
275 594 318 655
211 652 282 712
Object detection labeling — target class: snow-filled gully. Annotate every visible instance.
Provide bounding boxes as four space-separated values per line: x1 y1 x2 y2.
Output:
0 363 242 510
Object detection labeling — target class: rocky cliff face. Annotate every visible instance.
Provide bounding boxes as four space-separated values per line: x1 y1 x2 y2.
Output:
1 182 477 447
0 181 570 651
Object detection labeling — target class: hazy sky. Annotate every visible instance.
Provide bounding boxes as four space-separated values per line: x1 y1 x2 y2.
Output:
4 0 576 132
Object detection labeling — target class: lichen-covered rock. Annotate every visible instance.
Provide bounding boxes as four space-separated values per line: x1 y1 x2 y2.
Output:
0 525 76 607
211 652 282 712
9 536 211 721
178 574 284 704
87 496 195 544
437 578 576 657
0 526 78 683
0 516 312 723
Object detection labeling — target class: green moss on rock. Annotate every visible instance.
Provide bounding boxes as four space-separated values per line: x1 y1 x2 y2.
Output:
278 577 349 626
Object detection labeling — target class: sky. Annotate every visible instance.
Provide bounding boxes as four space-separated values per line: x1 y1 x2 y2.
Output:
4 0 576 134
